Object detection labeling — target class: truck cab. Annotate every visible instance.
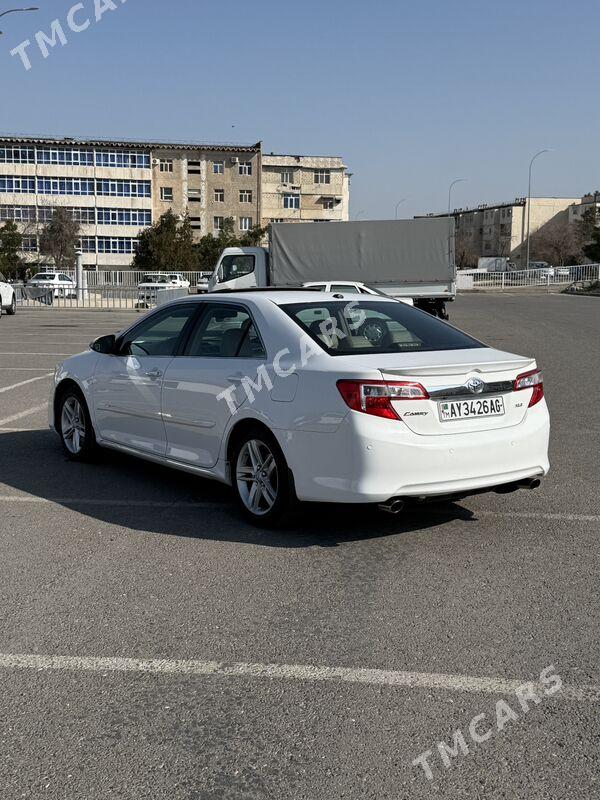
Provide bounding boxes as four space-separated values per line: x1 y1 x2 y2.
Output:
209 247 267 292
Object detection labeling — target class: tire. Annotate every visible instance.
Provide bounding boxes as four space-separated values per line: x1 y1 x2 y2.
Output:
57 387 98 461
5 293 16 315
231 425 293 527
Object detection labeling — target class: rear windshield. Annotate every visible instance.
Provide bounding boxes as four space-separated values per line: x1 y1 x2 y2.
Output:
282 300 485 355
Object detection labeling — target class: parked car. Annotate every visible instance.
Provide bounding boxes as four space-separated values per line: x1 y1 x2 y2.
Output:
196 273 211 293
0 272 17 316
28 271 77 298
49 291 550 526
137 273 191 306
303 280 414 305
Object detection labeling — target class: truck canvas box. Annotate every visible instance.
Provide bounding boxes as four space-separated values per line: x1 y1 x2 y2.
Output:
209 218 456 318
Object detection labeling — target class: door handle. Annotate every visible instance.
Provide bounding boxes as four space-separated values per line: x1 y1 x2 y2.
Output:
227 373 245 384
145 368 163 379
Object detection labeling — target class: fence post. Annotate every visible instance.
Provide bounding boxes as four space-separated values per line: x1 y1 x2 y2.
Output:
76 251 84 305
501 272 505 292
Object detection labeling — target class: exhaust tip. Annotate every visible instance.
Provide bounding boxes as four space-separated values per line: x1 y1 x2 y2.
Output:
528 478 541 490
378 498 405 515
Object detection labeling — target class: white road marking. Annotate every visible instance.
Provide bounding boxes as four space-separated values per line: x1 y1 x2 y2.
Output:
0 404 48 426
0 373 53 394
0 352 73 356
0 368 57 372
0 652 597 701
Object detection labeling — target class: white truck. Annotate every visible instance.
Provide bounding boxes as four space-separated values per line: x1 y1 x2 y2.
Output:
208 219 456 318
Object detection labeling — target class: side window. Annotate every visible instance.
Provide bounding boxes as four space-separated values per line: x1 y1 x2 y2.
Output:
218 255 255 282
118 305 197 357
0 272 6 282
185 304 266 358
331 283 360 293
59 274 72 282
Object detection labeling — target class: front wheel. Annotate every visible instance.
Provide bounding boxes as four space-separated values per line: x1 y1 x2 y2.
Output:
58 389 97 461
6 293 16 315
232 427 292 526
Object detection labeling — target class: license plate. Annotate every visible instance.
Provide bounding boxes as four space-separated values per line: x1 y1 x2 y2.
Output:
439 396 505 422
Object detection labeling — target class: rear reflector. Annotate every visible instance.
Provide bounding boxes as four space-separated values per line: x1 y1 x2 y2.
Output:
514 368 544 407
337 380 429 420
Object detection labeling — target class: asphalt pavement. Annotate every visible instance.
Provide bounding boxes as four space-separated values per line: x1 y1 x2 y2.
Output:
0 294 598 799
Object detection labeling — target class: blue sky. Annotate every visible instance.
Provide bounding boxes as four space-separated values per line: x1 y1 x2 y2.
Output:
1 0 598 218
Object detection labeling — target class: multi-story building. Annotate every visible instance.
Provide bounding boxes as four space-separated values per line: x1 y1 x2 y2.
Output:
419 196 579 265
569 192 600 225
261 154 350 225
0 135 262 269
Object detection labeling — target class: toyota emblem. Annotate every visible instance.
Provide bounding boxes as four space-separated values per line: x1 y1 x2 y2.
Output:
466 377 485 394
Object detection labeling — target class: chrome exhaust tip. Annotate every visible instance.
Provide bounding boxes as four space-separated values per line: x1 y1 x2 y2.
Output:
378 498 405 515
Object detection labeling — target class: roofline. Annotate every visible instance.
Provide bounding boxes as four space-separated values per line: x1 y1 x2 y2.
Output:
0 133 262 153
263 153 347 161
416 196 581 217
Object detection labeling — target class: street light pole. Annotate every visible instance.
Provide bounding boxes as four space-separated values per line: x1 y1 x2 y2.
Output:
0 7 39 33
525 149 551 271
394 198 407 219
447 179 466 271
353 210 365 220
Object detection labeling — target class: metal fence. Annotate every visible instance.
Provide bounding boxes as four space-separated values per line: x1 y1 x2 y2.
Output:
61 270 213 288
457 263 600 291
15 285 190 310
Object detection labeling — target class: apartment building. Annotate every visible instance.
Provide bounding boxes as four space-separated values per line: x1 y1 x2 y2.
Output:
0 135 261 268
261 154 350 225
419 196 579 265
569 192 600 224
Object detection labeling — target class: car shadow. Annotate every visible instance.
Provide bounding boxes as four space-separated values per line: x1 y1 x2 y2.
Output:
0 430 477 548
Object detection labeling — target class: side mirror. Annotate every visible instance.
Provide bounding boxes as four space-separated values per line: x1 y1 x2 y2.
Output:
90 334 117 354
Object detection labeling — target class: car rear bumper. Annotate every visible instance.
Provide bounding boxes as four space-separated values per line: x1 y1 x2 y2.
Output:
276 400 550 504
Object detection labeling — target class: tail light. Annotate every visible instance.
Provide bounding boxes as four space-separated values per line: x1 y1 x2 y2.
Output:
514 368 544 407
337 380 429 420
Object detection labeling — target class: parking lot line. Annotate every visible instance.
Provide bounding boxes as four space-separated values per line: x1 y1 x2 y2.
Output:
0 373 53 394
0 404 48 426
0 652 597 701
0 352 74 356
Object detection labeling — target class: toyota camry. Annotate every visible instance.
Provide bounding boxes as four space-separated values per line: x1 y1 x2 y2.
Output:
49 291 550 526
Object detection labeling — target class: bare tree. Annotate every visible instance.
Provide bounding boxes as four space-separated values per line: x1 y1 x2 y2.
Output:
529 218 581 266
454 227 479 269
39 207 80 270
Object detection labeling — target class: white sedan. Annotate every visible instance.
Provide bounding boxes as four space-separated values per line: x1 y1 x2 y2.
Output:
49 291 550 525
28 271 77 298
0 272 17 316
303 280 414 305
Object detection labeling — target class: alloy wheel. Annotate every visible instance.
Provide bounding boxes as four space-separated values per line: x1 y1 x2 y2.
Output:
236 439 279 517
61 396 86 455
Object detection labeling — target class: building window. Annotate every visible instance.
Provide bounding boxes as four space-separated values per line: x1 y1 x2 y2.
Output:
0 146 35 164
79 237 97 253
38 148 94 166
95 179 151 197
159 159 174 173
96 237 139 254
239 216 253 231
283 193 300 209
314 169 331 184
239 161 252 176
36 177 96 196
213 161 224 174
0 176 36 193
271 218 284 223
160 187 174 202
322 197 335 210
281 170 293 184
21 236 38 252
0 205 36 221
95 151 150 169
214 189 224 202
72 207 97 224
96 208 152 226
239 190 253 203
214 216 224 232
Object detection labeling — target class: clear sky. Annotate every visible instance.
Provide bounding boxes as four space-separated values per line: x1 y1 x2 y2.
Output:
1 0 598 219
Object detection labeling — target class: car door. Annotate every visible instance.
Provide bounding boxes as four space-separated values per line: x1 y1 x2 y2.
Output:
92 304 198 455
0 272 10 307
161 302 267 469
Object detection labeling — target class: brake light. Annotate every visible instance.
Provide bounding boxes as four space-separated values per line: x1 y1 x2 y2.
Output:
337 380 429 419
514 368 544 407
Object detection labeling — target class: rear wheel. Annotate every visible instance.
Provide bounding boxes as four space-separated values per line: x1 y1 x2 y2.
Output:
58 389 97 461
232 427 292 526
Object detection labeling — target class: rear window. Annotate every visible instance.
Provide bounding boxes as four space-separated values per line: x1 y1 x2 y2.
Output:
282 300 485 355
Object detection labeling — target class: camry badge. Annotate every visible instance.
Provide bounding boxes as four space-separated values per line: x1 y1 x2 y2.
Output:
466 377 485 395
